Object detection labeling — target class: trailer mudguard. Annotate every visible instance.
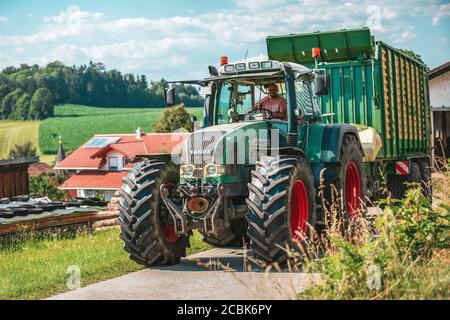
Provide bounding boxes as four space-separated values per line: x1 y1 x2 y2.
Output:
320 124 363 163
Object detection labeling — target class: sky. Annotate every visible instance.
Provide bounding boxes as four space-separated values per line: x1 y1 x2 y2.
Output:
0 0 449 80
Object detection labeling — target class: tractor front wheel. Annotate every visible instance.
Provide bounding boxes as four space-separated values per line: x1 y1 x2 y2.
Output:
246 156 316 264
118 160 189 266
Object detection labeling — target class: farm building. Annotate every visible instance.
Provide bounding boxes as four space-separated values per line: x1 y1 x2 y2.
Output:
54 128 189 201
28 162 53 176
430 61 450 166
0 157 38 198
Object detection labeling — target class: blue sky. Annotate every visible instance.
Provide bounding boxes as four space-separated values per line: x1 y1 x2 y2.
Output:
0 0 449 80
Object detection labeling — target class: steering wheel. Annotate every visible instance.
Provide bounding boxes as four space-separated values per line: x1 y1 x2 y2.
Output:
257 106 273 120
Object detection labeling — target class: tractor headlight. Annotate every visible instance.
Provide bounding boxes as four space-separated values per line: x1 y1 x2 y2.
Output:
204 164 225 177
180 164 195 178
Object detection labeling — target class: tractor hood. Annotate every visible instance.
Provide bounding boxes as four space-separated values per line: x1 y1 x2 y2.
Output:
181 121 271 166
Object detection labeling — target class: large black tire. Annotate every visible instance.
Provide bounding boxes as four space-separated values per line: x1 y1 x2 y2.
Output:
322 134 366 222
418 158 433 201
200 217 248 247
118 160 189 266
246 156 316 264
388 161 421 199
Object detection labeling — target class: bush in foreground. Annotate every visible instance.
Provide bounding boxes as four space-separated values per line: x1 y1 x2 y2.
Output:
298 185 450 300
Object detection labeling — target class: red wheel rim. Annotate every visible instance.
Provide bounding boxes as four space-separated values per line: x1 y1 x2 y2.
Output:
290 180 309 240
160 183 179 244
161 224 179 244
345 161 361 219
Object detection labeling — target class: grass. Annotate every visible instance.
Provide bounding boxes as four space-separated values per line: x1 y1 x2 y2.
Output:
39 104 202 154
0 227 211 300
0 120 41 160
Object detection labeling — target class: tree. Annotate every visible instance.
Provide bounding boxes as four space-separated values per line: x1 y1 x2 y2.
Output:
29 87 54 119
29 174 68 201
1 88 23 119
7 142 37 159
10 92 31 120
153 104 193 133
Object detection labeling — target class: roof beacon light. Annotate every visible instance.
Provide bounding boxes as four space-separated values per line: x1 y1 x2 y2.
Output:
220 56 228 66
312 47 321 59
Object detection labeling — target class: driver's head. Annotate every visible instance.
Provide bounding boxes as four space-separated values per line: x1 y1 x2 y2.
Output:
267 84 279 97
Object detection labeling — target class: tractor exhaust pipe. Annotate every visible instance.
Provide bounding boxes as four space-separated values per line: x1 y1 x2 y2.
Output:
282 63 298 147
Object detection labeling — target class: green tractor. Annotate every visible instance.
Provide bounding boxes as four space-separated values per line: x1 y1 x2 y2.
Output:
119 28 431 266
119 59 366 266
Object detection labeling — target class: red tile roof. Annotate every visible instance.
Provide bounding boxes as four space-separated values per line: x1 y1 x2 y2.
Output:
59 171 127 190
54 132 190 170
28 162 53 176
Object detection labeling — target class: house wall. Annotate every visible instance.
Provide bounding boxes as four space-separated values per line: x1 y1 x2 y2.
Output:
76 189 115 201
430 71 450 108
430 70 450 162
99 150 125 171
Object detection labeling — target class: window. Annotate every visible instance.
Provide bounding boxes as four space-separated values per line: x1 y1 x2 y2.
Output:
216 83 253 124
295 79 314 115
108 157 118 171
84 190 94 198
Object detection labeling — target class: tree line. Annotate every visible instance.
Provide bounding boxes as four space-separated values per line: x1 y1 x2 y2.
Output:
0 61 204 120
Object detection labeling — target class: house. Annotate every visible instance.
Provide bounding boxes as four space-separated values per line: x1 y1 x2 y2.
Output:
54 129 190 201
28 162 53 176
0 157 38 198
429 61 450 166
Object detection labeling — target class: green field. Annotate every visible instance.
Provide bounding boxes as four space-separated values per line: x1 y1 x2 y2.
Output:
39 104 202 154
0 228 211 299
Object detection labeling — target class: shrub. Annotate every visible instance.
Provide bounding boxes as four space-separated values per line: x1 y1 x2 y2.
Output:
297 187 450 300
153 104 192 133
7 142 37 159
29 174 68 201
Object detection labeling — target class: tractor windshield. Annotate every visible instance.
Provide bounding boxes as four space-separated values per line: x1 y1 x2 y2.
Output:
215 80 287 124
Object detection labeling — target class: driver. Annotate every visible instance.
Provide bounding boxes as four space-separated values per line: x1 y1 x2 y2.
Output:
259 84 287 120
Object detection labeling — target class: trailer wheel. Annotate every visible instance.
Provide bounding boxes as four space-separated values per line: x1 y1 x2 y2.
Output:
118 160 189 266
246 156 316 264
388 161 422 199
200 217 248 247
418 159 432 200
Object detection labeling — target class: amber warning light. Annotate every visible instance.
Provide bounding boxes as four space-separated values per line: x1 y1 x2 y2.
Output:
312 47 321 59
220 56 228 66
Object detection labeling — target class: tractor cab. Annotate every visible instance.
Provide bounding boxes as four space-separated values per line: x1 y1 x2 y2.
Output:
164 58 329 132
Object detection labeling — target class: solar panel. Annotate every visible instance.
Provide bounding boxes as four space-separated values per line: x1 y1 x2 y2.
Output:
85 137 120 148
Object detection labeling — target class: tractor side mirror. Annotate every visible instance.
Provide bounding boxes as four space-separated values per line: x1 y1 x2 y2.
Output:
315 75 329 95
165 87 176 107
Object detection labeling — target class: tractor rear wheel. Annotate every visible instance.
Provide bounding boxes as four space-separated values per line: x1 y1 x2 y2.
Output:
323 134 366 223
246 156 316 264
118 160 189 266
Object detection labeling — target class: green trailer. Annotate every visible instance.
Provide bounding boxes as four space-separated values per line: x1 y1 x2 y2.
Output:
267 27 431 198
118 28 432 266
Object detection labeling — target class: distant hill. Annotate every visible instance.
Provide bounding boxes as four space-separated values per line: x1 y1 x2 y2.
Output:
0 61 204 121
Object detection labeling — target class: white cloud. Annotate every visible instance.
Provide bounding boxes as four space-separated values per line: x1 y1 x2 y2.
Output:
0 16 8 23
432 3 450 25
0 1 445 79
233 0 287 10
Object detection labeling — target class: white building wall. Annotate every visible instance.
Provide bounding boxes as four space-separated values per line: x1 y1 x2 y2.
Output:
99 150 125 171
430 71 450 108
